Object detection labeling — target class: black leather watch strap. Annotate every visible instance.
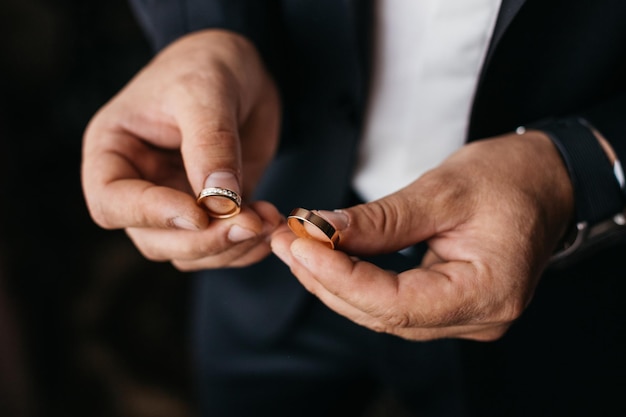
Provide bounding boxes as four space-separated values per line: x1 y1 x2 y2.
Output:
530 117 624 225
520 117 626 266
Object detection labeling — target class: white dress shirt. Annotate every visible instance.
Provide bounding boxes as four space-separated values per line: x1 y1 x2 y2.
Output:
353 0 502 202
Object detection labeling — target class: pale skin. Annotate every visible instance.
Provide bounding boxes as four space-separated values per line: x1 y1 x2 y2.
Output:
82 29 283 270
82 29 576 341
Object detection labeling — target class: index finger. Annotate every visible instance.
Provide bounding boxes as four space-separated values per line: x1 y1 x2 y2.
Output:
286 236 484 331
82 125 209 230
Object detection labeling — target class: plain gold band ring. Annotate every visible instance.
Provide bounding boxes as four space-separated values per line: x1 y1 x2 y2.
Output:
196 187 242 219
287 208 339 249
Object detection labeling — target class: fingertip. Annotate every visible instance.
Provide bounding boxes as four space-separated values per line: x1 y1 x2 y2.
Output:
315 209 350 232
289 237 310 261
227 224 258 243
268 222 290 243
202 171 240 191
170 216 203 231
250 200 284 228
270 226 297 264
289 236 337 269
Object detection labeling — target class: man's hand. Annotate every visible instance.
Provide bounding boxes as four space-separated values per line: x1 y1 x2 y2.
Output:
82 29 283 271
271 131 574 341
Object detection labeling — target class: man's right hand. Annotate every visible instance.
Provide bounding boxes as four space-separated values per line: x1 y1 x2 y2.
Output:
81 29 283 271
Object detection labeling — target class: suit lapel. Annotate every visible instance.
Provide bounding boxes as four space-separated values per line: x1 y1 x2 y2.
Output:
343 0 528 136
469 0 529 140
484 0 527 66
345 0 375 111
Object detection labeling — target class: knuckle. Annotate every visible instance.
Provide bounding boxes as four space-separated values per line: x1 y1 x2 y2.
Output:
135 246 164 263
171 259 203 272
180 238 218 259
464 326 510 342
419 170 473 211
439 304 480 327
378 309 412 330
178 68 231 94
357 199 404 237
498 298 526 323
467 261 528 325
88 202 117 230
368 323 390 334
468 298 525 334
131 240 166 262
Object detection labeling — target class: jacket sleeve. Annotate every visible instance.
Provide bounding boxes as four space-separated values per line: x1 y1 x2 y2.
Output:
525 91 626 267
468 1 626 264
531 90 626 225
554 94 626 265
582 93 626 172
127 0 282 58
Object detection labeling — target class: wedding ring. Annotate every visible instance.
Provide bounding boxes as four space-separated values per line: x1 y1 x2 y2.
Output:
196 187 242 219
287 208 339 249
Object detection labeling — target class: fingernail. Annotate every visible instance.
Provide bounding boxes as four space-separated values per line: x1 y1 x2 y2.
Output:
315 210 349 231
172 217 200 231
204 171 240 192
228 225 258 243
201 171 242 216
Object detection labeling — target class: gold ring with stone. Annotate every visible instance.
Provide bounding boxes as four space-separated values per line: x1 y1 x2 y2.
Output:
287 208 339 249
196 187 242 219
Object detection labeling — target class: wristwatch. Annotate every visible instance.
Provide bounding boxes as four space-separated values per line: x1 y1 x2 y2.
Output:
518 117 626 267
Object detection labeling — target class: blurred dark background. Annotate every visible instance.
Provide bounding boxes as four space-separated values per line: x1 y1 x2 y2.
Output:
0 1 195 416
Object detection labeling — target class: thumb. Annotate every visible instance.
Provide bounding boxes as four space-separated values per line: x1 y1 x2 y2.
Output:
174 78 244 215
314 181 466 256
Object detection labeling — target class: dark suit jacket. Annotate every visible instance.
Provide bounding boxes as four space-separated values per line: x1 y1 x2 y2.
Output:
128 1 626 415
